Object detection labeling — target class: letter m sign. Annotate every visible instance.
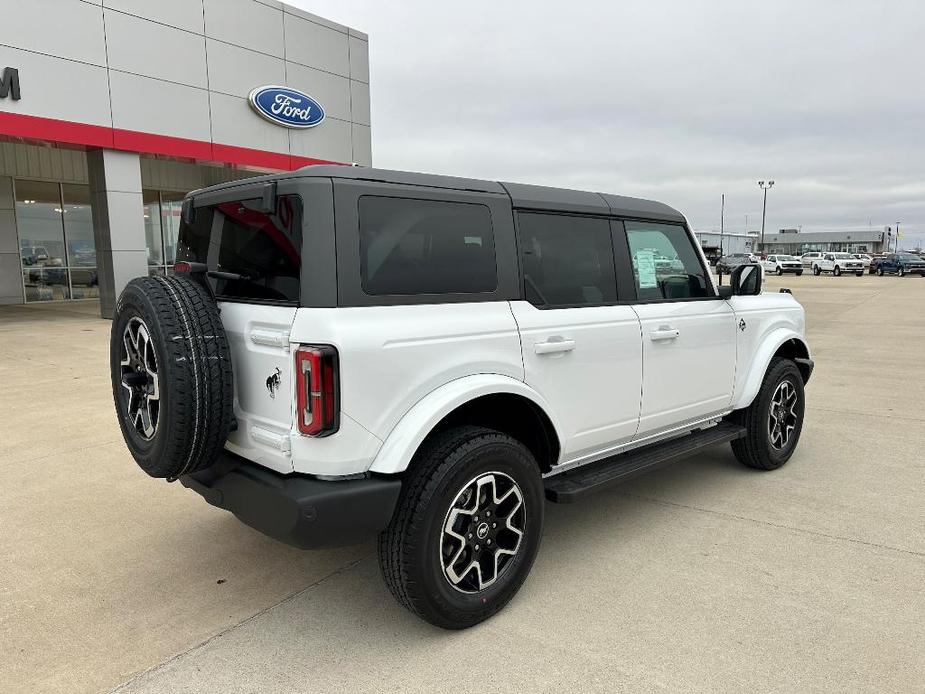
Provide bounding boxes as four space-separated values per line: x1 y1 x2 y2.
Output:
1 68 21 100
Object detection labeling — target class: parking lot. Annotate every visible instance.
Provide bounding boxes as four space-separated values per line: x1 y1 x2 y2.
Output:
2 273 924 694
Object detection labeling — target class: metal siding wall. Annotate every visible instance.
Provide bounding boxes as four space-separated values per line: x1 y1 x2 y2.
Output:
0 0 372 165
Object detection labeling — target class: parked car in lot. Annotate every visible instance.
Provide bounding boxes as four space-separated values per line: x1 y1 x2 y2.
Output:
762 254 804 276
874 252 925 277
717 252 758 273
800 251 823 268
109 166 813 629
811 252 865 276
20 245 50 266
851 253 872 270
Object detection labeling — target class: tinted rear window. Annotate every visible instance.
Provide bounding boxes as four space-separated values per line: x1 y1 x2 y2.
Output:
359 196 497 296
176 194 302 303
517 212 617 307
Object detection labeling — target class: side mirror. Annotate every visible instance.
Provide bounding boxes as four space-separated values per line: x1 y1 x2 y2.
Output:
730 263 762 296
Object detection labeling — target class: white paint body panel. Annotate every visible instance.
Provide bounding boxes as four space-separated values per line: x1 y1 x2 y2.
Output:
220 290 806 478
285 302 523 475
219 301 297 474
727 292 808 410
633 299 737 436
508 300 643 462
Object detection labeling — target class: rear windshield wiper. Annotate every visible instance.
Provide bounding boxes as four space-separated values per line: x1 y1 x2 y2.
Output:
207 269 252 282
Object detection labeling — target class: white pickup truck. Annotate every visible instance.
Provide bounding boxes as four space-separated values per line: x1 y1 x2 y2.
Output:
110 166 813 629
811 252 865 276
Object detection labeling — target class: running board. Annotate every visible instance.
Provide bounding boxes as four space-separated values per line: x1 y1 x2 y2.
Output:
544 422 747 503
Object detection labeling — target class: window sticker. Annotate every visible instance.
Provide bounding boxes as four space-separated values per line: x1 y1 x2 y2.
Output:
636 250 658 289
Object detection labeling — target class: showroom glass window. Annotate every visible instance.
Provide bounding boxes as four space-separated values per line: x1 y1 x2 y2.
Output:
143 190 186 275
623 220 710 301
15 180 96 302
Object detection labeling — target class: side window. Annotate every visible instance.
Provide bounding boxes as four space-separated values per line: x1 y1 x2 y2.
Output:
177 194 303 303
624 221 710 301
517 212 617 307
359 196 496 296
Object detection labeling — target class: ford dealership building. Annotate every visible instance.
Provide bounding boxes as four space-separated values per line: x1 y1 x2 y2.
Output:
0 0 370 315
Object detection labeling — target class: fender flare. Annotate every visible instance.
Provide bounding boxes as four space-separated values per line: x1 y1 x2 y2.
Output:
368 374 563 475
730 329 811 410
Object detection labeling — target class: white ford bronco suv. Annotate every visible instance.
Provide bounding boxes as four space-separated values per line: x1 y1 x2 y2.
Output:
110 166 813 629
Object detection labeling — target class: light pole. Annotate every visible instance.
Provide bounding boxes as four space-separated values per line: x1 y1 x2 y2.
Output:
896 221 901 251
758 180 775 254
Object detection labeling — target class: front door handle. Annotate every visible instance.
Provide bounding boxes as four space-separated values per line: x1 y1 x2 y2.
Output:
650 328 680 342
534 339 576 355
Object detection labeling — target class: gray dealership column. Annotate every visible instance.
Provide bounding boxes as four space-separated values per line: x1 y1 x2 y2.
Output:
88 149 147 319
0 176 24 305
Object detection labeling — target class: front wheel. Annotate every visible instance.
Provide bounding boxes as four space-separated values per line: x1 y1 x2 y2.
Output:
796 271 804 276
776 267 784 276
378 426 544 629
731 358 805 470
813 265 821 276
898 266 906 277
855 272 863 277
877 266 884 276
834 265 841 276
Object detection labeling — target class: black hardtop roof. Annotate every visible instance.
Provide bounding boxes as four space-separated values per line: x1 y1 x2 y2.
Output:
190 165 686 223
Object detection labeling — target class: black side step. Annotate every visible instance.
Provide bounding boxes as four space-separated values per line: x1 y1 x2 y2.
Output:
544 422 746 503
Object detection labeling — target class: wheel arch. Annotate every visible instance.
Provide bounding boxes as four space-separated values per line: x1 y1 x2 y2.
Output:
731 331 812 411
368 375 563 475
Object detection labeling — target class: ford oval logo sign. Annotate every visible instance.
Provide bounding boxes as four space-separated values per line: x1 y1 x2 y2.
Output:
248 85 325 129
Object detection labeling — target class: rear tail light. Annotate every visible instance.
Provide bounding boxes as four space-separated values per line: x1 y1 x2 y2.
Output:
295 345 339 437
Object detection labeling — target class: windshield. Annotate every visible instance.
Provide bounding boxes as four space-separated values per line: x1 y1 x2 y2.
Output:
832 253 853 259
777 255 796 260
898 253 922 260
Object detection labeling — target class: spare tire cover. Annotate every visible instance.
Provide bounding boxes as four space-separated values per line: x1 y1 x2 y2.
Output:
110 275 234 479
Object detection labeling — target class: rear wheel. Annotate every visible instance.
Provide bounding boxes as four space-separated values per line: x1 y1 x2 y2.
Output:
898 266 906 277
877 266 884 276
776 267 783 276
731 358 805 470
833 265 841 276
855 271 863 277
813 265 821 276
378 426 544 629
796 271 803 276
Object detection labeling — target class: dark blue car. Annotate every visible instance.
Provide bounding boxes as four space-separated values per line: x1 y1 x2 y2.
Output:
874 252 925 277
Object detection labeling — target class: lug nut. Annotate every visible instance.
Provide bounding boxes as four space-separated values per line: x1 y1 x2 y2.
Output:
475 544 480 551
492 523 497 528
468 533 472 539
487 539 492 545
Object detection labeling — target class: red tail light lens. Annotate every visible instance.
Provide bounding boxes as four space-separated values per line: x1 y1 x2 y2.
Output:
173 261 192 273
295 345 339 437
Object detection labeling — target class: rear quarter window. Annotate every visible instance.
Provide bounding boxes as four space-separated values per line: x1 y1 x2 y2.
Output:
358 195 497 296
176 194 303 303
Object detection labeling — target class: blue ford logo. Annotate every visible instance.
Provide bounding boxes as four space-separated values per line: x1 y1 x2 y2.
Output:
248 85 325 129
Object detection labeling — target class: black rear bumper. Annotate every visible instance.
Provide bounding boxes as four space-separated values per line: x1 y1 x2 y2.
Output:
180 453 402 549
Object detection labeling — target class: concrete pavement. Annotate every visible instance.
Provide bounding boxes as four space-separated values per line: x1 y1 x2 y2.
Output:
2 274 924 693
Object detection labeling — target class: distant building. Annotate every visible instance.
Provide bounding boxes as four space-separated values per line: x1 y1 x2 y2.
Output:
758 229 888 255
693 231 758 259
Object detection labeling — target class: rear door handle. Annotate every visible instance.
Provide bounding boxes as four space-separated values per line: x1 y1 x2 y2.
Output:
650 328 680 342
534 339 576 355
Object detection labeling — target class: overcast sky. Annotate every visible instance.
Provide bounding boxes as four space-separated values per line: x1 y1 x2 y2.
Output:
295 0 925 247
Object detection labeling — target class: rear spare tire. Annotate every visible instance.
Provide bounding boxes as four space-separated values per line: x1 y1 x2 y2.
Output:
110 275 234 479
